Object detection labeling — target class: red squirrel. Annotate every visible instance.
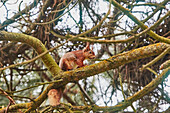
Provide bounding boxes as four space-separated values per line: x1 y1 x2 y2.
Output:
59 42 95 71
48 42 95 106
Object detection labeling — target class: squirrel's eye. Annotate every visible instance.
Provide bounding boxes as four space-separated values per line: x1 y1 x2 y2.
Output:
89 51 92 54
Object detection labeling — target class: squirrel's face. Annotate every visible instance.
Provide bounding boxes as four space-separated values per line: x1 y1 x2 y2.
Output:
84 50 95 59
83 42 95 59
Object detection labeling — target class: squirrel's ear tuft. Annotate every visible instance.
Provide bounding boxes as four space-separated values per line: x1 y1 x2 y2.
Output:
83 42 90 52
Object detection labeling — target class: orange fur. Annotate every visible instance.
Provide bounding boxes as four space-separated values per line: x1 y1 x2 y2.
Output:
59 42 95 71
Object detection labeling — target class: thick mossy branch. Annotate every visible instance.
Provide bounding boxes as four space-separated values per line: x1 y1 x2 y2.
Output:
60 43 169 83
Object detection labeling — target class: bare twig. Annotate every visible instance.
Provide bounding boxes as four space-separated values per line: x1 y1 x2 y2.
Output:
0 88 23 113
119 72 136 112
24 0 78 25
77 82 95 105
77 0 111 37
